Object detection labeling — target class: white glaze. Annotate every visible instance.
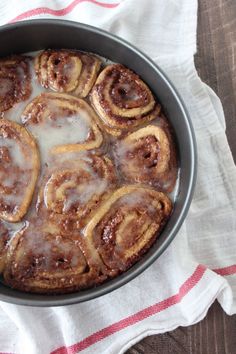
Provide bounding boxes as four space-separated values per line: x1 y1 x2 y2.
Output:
23 227 84 270
0 138 26 168
0 219 24 237
63 178 108 211
28 111 90 163
114 140 130 159
114 83 141 101
168 168 180 202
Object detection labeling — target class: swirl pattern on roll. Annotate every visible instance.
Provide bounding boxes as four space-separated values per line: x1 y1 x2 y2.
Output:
0 119 40 222
35 50 101 98
21 92 103 158
3 218 106 293
91 64 161 136
84 185 172 275
114 122 177 192
38 152 117 228
0 56 31 112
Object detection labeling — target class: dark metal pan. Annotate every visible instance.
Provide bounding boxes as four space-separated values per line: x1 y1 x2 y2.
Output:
0 20 197 306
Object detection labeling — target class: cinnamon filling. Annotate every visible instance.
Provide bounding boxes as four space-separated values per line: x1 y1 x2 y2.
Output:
92 194 162 272
35 50 101 97
127 135 160 169
110 71 149 109
14 233 87 279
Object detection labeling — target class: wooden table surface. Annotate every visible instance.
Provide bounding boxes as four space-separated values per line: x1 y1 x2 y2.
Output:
127 1 236 353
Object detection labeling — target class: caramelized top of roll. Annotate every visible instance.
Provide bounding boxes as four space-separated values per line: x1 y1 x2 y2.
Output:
84 185 172 274
35 50 101 98
91 64 161 136
37 152 117 229
114 119 177 192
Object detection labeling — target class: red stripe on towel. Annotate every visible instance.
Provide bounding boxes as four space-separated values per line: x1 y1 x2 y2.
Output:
51 265 206 354
213 264 236 276
9 0 120 23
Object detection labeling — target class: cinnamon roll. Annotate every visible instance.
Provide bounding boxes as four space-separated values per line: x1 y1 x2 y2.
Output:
38 152 117 228
84 185 172 275
0 55 31 112
114 123 177 192
21 93 103 159
3 218 106 293
35 50 101 98
91 64 161 136
0 119 40 222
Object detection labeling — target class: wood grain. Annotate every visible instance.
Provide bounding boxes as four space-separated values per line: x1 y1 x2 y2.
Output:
195 0 236 161
127 302 236 354
127 0 236 353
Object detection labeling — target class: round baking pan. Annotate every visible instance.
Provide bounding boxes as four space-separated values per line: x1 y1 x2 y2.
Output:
0 20 197 306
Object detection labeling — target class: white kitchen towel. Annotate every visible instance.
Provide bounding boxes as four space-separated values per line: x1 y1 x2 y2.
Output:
0 1 236 353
